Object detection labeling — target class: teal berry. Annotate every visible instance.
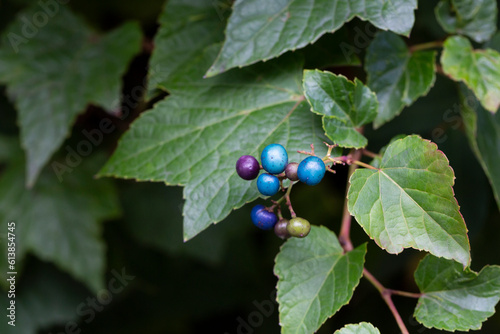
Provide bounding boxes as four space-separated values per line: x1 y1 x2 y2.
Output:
257 173 280 196
286 217 311 238
261 144 288 174
251 204 278 230
297 156 326 186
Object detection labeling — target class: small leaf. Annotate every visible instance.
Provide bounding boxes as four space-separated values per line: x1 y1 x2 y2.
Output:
0 6 142 186
275 226 367 334
435 0 497 43
100 55 329 241
334 322 381 334
0 152 120 292
414 254 500 331
365 32 436 128
303 70 378 148
459 85 500 210
347 135 470 266
441 36 500 113
206 0 418 76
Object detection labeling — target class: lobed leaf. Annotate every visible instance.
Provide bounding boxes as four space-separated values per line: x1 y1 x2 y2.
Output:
365 32 436 128
0 6 142 187
435 0 497 43
334 322 381 334
0 151 120 292
414 254 500 331
206 0 418 76
459 85 500 210
441 36 500 113
275 226 366 334
100 54 329 240
303 70 378 148
347 135 470 266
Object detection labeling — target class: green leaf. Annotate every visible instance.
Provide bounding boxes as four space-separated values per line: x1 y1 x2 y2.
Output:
441 36 500 113
435 0 497 43
206 0 418 77
347 135 470 266
0 152 120 292
414 254 500 331
365 32 436 128
334 322 381 334
275 226 367 334
100 54 329 240
303 70 378 148
0 6 142 187
147 0 227 93
459 85 500 210
1 262 89 334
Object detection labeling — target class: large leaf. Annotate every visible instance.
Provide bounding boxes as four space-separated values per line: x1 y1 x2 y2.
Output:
0 151 120 292
1 262 90 334
147 0 227 93
275 226 366 334
100 54 329 240
441 36 500 113
414 255 500 331
334 322 381 334
459 86 500 210
303 70 378 148
435 0 497 43
0 5 142 187
365 32 436 128
347 135 470 266
206 0 418 77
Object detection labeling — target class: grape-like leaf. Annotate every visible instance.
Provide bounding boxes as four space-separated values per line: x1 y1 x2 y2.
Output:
347 135 470 266
0 5 142 187
147 0 227 94
435 0 497 43
206 0 418 77
275 226 366 334
459 85 500 210
303 70 378 148
414 254 500 331
100 54 328 240
365 32 436 128
334 322 381 334
441 36 500 113
0 151 120 292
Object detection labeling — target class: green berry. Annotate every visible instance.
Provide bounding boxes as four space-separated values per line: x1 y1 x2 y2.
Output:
286 217 311 238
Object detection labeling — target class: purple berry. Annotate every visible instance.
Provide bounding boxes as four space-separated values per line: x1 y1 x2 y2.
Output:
236 155 260 180
285 162 299 181
274 219 290 239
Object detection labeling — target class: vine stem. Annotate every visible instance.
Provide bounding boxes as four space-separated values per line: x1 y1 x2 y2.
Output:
409 40 443 52
363 269 411 334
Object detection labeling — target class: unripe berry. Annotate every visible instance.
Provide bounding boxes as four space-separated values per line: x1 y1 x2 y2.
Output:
285 162 299 181
286 217 311 238
274 219 290 239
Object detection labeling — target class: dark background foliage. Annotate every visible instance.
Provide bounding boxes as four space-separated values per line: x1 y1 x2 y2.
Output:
0 0 499 333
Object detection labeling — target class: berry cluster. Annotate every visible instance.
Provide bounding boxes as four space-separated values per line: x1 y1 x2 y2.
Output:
236 143 328 239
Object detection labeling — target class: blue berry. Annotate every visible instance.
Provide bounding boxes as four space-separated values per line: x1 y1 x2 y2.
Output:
257 173 280 196
297 156 326 186
236 155 260 180
251 204 278 230
261 144 288 174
